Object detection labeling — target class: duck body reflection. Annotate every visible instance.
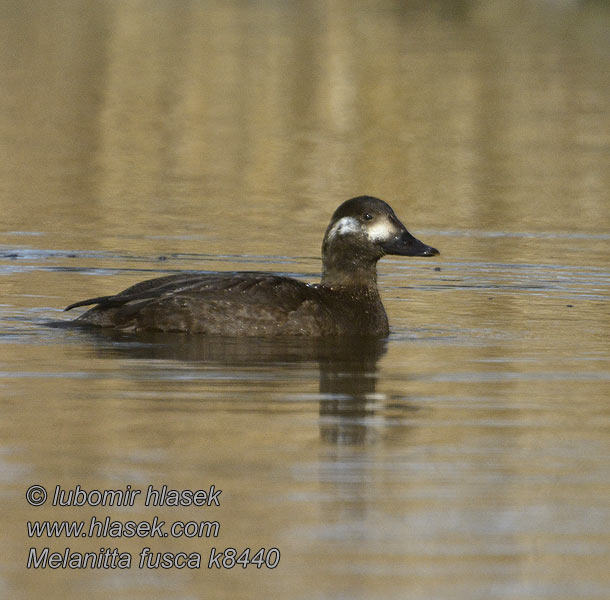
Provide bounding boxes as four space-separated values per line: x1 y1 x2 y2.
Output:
77 328 392 446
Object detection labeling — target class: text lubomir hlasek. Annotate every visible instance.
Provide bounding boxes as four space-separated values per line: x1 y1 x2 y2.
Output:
51 484 221 507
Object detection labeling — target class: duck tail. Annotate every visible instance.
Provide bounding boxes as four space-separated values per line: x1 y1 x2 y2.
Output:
64 296 114 311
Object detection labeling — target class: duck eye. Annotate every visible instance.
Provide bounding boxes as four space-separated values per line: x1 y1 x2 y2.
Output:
363 213 373 221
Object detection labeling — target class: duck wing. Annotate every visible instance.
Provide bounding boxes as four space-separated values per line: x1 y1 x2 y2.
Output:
66 272 332 335
64 272 248 311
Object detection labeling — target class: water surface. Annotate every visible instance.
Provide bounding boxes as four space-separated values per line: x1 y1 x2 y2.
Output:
1 1 610 599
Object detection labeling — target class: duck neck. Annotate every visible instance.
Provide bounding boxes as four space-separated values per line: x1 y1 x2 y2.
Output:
321 254 380 291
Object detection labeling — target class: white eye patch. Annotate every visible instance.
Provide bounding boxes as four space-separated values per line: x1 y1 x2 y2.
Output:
328 216 361 239
366 218 398 242
328 215 400 243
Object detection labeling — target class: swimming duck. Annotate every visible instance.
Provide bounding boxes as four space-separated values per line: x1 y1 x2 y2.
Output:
64 196 439 336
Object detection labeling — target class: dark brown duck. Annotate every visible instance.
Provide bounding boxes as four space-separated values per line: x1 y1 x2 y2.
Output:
64 196 439 336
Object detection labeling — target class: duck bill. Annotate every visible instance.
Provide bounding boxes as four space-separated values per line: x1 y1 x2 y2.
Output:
382 229 439 257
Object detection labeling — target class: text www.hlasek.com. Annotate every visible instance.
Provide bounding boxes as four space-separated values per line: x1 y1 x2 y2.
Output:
26 484 280 570
28 516 219 539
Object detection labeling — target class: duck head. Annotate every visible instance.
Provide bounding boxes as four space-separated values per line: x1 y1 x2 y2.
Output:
321 196 439 287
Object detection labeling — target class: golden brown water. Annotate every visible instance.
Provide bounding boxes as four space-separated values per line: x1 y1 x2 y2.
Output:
1 1 610 598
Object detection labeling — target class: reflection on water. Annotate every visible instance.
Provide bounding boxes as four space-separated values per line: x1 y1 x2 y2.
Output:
1 1 610 599
57 327 389 446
